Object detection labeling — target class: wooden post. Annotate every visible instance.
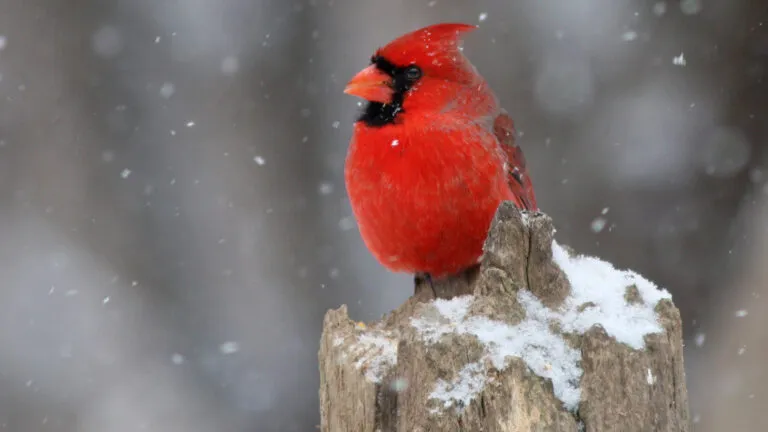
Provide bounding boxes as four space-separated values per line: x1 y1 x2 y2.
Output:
319 203 690 431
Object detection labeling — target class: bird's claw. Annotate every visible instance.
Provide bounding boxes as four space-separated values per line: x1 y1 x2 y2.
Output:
414 272 437 299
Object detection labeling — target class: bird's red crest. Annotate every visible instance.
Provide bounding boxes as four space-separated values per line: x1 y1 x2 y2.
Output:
374 23 477 78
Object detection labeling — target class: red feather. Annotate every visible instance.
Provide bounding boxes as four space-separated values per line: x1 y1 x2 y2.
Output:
493 111 538 211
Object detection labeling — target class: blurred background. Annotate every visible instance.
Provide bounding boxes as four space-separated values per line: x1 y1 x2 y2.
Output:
0 0 765 430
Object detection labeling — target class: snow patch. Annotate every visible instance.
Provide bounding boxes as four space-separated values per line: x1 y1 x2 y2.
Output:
412 239 671 412
430 363 486 411
343 331 397 383
550 241 671 349
414 294 581 411
519 210 531 226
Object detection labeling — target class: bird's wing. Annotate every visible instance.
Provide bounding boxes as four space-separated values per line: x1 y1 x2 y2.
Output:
493 111 538 211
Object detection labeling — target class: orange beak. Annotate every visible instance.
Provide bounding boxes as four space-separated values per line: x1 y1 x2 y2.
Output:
344 65 393 103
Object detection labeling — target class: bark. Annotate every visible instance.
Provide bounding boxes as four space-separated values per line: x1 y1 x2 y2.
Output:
319 202 690 431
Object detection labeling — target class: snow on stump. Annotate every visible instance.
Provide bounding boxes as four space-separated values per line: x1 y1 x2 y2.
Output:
319 202 690 431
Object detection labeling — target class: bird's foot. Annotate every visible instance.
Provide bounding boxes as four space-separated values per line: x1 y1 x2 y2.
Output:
414 271 437 299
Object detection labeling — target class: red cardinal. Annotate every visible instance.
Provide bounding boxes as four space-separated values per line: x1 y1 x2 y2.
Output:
344 23 537 279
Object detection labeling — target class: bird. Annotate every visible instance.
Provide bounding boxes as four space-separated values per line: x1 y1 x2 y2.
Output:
343 23 538 280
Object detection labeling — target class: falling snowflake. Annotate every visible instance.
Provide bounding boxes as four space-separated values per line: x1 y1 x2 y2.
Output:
159 82 175 99
621 31 638 41
591 217 607 233
221 56 240 75
219 341 240 355
318 182 334 195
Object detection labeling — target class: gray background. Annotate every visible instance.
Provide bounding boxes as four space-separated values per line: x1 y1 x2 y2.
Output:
0 0 765 430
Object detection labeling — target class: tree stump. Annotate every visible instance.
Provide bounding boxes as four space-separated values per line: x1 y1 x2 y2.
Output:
319 203 690 431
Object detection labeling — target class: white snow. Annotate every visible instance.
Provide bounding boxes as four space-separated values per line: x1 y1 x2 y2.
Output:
621 31 638 42
414 293 581 410
430 363 486 411
694 332 706 347
219 341 240 355
92 26 124 58
519 210 531 226
673 53 686 66
646 368 655 385
680 0 702 15
338 216 355 231
412 239 671 412
344 331 397 383
159 82 175 99
590 217 607 233
221 56 240 75
318 182 334 195
391 377 408 392
550 241 671 348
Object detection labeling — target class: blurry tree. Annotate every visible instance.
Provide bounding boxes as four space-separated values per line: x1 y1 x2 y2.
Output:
0 0 765 430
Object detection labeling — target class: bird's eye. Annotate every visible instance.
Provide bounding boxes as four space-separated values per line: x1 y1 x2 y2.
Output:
404 65 422 81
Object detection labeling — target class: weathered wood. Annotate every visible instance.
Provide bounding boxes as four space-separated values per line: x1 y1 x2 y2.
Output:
319 202 690 431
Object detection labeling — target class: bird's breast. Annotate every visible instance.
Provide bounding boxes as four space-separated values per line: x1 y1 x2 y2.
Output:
344 119 513 276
